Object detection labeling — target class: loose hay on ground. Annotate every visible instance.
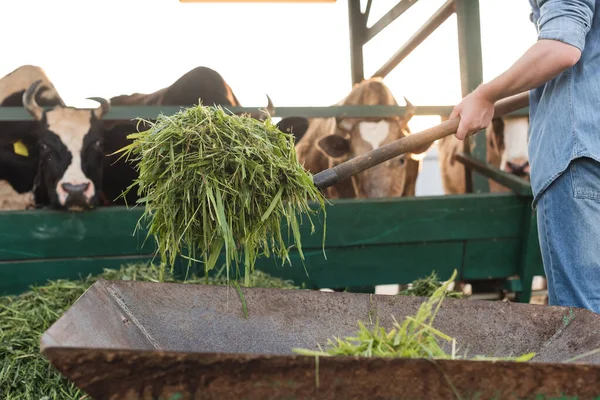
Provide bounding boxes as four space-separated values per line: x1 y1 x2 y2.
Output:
117 105 327 285
397 271 464 299
0 263 298 400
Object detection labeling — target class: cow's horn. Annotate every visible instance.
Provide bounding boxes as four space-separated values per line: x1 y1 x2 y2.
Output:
265 94 275 117
87 97 111 119
402 96 416 124
23 80 45 120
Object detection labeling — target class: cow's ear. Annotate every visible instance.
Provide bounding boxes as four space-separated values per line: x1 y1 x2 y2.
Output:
276 117 310 142
317 134 351 159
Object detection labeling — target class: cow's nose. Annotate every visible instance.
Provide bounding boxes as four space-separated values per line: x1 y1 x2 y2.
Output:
504 160 530 177
62 182 90 194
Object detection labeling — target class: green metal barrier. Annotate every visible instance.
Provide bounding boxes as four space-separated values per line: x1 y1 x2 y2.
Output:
0 191 543 302
0 0 543 302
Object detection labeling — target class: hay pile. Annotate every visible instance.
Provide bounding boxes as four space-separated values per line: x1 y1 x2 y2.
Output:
0 263 298 400
118 105 327 284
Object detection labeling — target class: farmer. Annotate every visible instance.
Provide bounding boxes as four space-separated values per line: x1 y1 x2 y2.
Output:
450 1 600 313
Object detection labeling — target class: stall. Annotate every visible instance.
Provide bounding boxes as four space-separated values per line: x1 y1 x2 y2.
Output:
0 0 541 303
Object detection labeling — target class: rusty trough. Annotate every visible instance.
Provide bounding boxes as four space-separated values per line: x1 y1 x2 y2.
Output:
41 279 600 399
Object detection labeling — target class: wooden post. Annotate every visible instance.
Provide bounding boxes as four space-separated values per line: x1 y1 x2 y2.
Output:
455 0 489 193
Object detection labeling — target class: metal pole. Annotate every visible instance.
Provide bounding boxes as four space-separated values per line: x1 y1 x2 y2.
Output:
364 0 420 44
455 0 488 193
371 0 455 79
347 0 366 85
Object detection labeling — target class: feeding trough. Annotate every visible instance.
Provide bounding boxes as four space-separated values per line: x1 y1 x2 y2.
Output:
41 279 600 399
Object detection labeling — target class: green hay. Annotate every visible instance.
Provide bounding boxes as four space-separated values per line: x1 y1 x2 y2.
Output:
293 270 536 362
117 105 327 285
0 263 298 400
398 270 464 299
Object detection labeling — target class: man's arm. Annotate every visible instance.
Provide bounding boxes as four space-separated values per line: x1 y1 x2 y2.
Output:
451 0 595 140
478 40 581 104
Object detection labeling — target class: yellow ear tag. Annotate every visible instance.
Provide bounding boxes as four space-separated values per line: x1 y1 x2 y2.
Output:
13 140 29 157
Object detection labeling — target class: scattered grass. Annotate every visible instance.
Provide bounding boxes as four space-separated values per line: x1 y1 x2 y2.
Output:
116 105 327 286
0 278 91 400
397 271 464 299
293 270 536 362
0 262 297 400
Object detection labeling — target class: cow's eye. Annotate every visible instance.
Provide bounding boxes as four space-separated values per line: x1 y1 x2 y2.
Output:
398 155 406 166
39 142 51 153
86 140 103 152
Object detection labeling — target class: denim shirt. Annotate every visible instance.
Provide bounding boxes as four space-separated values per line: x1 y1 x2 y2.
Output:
527 0 600 207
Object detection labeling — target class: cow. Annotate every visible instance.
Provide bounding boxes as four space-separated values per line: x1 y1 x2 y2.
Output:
436 115 545 302
275 77 431 200
0 65 111 212
273 78 432 294
0 65 280 210
437 115 530 194
100 66 278 207
0 180 34 210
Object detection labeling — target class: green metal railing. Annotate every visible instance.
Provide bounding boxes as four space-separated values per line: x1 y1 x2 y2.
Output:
0 104 529 121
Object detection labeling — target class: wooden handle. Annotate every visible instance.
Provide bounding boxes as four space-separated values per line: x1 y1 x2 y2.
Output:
312 92 530 191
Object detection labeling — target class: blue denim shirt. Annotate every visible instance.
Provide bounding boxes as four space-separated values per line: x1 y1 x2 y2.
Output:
527 0 600 207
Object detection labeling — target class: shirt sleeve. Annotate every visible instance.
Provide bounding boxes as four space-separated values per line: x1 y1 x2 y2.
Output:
536 0 595 52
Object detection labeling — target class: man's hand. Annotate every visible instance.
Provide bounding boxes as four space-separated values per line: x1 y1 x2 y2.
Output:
449 88 495 141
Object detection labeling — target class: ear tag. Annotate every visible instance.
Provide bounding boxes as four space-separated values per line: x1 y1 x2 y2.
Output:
13 140 29 157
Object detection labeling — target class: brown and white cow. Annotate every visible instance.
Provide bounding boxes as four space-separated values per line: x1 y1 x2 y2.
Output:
279 77 431 200
277 78 432 294
437 115 546 302
0 65 111 211
0 180 34 210
437 115 530 194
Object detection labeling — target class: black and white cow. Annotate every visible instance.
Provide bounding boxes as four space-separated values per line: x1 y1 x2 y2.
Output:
99 66 301 207
0 65 111 211
0 65 300 211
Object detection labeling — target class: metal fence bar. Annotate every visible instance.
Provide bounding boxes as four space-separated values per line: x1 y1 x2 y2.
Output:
371 0 455 79
0 105 530 122
348 0 366 85
364 0 373 22
454 152 532 197
364 0 419 43
456 0 488 194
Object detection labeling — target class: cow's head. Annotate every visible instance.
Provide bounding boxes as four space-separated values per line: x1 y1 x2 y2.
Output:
319 98 428 198
487 116 530 179
23 80 110 211
281 79 431 199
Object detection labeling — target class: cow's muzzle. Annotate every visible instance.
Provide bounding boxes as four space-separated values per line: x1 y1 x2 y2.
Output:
504 161 530 177
57 181 96 211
